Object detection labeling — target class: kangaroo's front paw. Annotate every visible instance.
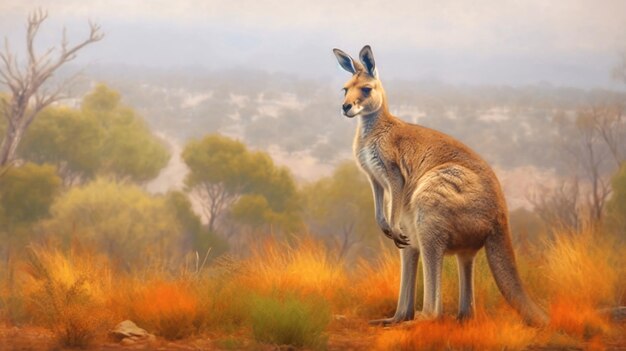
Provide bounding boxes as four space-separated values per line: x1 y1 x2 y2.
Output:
391 228 410 248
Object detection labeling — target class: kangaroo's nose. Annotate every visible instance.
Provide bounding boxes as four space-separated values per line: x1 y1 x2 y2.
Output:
342 103 352 113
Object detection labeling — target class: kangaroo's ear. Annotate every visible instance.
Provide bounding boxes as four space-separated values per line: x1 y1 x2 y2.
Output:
359 45 378 78
333 48 357 74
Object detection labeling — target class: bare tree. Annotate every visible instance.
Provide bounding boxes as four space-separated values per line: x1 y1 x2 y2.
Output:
554 104 626 227
530 180 581 234
188 182 240 234
0 9 103 167
593 104 626 168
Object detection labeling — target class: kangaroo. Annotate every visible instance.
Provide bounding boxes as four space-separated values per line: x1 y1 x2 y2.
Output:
332 45 548 327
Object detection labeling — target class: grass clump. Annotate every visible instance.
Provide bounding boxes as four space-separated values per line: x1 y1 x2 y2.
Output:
250 293 331 350
118 279 202 340
24 247 112 348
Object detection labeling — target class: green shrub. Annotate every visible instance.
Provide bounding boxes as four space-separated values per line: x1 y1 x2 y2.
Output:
250 293 331 350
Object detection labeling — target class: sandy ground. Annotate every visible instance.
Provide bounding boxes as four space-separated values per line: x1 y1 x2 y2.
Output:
1 319 624 351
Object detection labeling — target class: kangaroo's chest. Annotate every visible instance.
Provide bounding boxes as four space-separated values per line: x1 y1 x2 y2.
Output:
356 143 389 183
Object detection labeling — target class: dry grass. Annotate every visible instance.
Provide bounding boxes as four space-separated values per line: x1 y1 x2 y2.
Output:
239 238 349 306
121 279 202 340
351 247 400 318
0 229 624 349
21 246 114 348
541 231 621 340
375 314 539 351
371 229 625 350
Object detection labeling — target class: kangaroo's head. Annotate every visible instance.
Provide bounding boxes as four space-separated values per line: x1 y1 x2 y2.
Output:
333 45 386 118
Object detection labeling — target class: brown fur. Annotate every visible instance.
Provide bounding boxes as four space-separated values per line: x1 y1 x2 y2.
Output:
333 46 548 327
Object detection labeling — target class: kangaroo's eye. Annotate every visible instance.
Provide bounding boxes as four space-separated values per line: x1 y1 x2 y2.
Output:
342 88 348 96
361 87 372 94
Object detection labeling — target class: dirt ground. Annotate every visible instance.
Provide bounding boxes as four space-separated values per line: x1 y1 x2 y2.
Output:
1 318 624 351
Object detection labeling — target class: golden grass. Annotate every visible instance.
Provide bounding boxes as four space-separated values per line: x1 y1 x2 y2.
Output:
375 314 539 351
21 246 114 347
239 238 349 304
351 247 400 318
1 229 624 349
371 229 625 350
120 279 202 340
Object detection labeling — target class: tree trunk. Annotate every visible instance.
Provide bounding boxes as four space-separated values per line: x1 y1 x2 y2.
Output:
0 125 23 167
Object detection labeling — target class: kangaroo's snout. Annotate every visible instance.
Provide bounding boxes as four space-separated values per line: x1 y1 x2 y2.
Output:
342 103 352 113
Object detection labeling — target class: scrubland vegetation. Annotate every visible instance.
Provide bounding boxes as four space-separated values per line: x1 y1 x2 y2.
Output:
0 15 625 348
0 223 624 349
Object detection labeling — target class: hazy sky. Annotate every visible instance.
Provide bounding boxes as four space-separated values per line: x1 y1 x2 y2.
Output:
1 0 625 88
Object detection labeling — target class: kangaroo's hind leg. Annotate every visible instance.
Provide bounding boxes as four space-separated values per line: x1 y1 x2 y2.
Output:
369 247 419 325
456 251 477 320
420 239 445 318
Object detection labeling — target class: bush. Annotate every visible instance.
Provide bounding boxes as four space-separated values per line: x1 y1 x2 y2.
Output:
24 247 113 348
0 162 61 226
126 280 202 340
249 293 331 350
44 178 181 268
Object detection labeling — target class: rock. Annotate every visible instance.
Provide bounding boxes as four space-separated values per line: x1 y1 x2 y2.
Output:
110 320 156 345
120 337 137 346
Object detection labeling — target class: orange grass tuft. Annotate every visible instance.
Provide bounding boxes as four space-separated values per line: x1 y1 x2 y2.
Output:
542 231 620 306
374 314 538 351
122 279 202 340
549 298 609 339
239 238 348 304
351 246 400 318
20 246 114 347
2 225 624 349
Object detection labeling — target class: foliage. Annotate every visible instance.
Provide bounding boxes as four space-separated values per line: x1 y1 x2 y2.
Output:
19 106 102 183
0 225 623 349
165 191 228 258
249 293 330 350
18 84 170 184
43 178 181 267
182 134 301 234
230 194 272 228
302 161 379 258
0 162 61 226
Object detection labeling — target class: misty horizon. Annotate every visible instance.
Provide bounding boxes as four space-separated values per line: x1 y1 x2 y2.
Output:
1 1 625 89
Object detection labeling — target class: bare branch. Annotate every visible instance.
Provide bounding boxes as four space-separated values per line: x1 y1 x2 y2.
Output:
0 40 23 93
27 9 48 75
0 10 103 166
37 20 103 84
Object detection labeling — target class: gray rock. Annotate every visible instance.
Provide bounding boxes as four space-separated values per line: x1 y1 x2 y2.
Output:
110 320 155 344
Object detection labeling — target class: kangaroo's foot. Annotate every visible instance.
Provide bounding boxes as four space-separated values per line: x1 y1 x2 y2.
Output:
456 310 473 323
369 312 414 326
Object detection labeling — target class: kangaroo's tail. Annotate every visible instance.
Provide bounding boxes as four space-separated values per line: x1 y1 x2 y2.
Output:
485 222 548 327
